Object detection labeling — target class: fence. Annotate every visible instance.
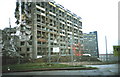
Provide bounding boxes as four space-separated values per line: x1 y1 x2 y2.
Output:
2 56 31 65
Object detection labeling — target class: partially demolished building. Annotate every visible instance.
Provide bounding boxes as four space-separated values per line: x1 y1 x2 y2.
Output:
15 0 83 59
2 27 20 57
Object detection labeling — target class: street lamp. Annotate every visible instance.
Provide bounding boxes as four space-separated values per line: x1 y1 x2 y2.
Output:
105 36 108 62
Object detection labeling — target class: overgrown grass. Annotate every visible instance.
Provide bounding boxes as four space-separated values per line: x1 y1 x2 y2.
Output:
2 63 97 72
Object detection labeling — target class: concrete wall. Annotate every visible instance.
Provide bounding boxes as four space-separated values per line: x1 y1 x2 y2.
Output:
99 54 118 62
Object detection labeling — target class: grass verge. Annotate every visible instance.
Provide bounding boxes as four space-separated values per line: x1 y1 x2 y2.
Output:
2 63 98 72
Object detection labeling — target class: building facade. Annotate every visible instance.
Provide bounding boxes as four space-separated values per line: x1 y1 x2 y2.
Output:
83 31 99 58
15 0 83 59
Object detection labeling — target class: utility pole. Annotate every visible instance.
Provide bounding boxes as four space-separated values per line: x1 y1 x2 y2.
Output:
105 36 108 62
9 18 11 38
9 18 11 29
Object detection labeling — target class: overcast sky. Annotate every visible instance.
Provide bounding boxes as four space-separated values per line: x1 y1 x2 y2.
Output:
0 0 119 54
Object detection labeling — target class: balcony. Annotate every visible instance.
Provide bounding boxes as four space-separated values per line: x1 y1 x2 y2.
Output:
79 28 82 31
36 5 45 11
68 35 70 37
50 31 58 34
74 26 78 29
49 2 56 7
67 31 72 34
67 24 72 27
67 13 72 16
41 13 46 16
59 42 66 44
67 20 72 24
49 12 56 16
60 46 66 48
74 33 77 36
59 16 65 20
60 20 65 24
62 30 65 32
60 33 65 36
74 37 78 39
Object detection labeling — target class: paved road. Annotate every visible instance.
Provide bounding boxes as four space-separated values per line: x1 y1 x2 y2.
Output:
2 64 119 76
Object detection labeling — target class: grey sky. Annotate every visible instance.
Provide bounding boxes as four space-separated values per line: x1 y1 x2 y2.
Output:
0 0 119 54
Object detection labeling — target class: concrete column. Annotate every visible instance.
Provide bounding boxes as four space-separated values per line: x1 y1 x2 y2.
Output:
70 35 74 64
118 3 120 62
32 2 37 59
48 33 51 62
